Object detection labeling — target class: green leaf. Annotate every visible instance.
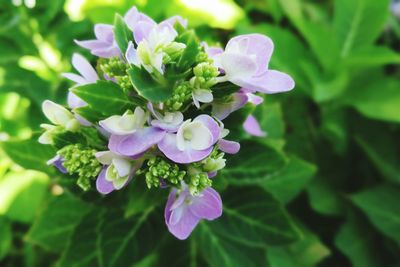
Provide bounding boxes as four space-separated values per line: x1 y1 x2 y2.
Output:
307 179 345 216
267 225 330 267
335 214 382 267
113 13 131 53
345 46 400 67
262 156 317 203
74 106 106 124
176 30 201 70
221 140 288 184
195 223 268 267
124 176 166 218
127 66 173 102
27 193 92 253
0 217 12 261
211 82 240 99
0 170 48 223
355 131 400 184
71 80 134 116
2 139 55 173
58 207 165 267
334 0 391 57
351 184 400 244
206 186 300 246
345 78 400 123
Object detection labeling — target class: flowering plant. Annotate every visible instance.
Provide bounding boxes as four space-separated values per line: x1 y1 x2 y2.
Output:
38 6 294 240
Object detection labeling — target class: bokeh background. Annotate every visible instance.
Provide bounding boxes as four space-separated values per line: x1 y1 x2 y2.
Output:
0 0 400 266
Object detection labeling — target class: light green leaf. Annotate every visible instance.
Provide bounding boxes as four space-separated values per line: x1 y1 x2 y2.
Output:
207 186 300 246
351 184 400 244
334 0 391 57
72 80 134 116
345 46 400 67
2 139 55 173
128 66 173 102
0 170 48 223
27 193 92 253
113 13 131 53
345 78 400 123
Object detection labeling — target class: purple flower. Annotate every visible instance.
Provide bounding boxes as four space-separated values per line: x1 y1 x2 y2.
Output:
392 0 400 18
62 53 99 109
126 21 181 74
212 92 248 120
243 114 266 137
164 184 222 240
75 24 120 58
47 155 67 173
214 34 295 94
158 115 220 164
124 6 155 32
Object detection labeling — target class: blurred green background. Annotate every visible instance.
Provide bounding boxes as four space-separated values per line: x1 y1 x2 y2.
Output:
0 0 400 266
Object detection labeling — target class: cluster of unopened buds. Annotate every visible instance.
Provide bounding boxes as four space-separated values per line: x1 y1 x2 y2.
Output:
39 6 294 240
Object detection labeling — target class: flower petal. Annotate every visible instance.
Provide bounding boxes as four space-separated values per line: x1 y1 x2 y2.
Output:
212 93 248 120
71 53 99 83
94 24 114 42
193 115 220 144
134 21 155 44
226 34 274 74
158 133 213 164
96 167 115 194
218 139 240 154
240 70 295 94
67 92 86 109
126 41 140 66
243 115 266 137
109 127 166 157
190 187 222 220
221 52 258 82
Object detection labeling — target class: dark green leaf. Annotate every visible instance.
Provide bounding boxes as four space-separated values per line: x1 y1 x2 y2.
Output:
27 193 92 253
221 140 288 184
267 225 330 267
351 184 400 244
72 80 134 116
113 13 131 53
128 66 173 102
211 82 241 98
195 223 268 267
0 217 12 261
335 214 382 267
176 30 201 70
74 106 106 124
58 207 165 267
207 186 300 246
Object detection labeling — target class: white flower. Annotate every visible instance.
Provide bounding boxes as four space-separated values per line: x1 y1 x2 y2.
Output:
96 151 134 190
176 119 213 151
99 107 147 135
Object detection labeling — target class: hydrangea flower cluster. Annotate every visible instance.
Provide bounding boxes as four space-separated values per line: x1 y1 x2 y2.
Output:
39 6 294 240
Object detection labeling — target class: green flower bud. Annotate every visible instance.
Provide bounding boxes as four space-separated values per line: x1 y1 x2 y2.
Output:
58 144 102 191
145 157 186 188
